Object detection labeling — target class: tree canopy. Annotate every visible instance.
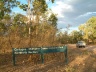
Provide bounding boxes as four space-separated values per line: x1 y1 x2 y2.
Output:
78 16 96 43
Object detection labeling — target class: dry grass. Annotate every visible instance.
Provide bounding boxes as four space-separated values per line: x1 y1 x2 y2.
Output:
0 44 96 72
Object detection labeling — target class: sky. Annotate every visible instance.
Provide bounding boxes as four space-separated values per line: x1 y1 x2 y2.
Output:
12 0 96 33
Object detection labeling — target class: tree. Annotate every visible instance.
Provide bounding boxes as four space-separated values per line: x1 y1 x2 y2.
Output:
0 0 19 20
0 0 20 35
13 13 28 25
78 16 96 44
70 30 83 43
48 13 58 28
85 17 96 43
0 14 11 35
49 0 55 3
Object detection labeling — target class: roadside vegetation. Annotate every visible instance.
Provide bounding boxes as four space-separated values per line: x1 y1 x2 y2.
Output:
0 0 96 72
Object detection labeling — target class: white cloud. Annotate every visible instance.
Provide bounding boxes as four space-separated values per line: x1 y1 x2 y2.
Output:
50 0 96 31
77 12 96 18
51 1 73 18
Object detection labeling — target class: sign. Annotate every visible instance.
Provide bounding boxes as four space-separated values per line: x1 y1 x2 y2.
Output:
12 46 68 66
13 47 41 54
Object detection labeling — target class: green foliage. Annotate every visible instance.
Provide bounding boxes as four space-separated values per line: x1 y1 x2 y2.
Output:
48 13 58 28
70 30 83 43
57 31 69 44
65 66 75 72
10 13 28 37
3 14 11 20
19 4 28 11
78 16 96 43
13 13 28 25
0 0 20 19
87 17 96 37
0 22 6 33
0 14 11 35
49 0 55 3
33 0 48 14
57 29 84 44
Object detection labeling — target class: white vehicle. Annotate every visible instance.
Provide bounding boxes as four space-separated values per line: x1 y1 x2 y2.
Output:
76 41 86 48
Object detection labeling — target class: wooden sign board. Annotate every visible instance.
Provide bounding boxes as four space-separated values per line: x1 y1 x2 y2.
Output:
12 46 68 66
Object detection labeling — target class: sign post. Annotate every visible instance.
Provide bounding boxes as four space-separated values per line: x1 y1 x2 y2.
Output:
12 48 16 66
12 46 68 66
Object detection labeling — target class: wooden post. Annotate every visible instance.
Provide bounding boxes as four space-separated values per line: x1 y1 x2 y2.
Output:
40 47 44 63
64 46 68 64
12 48 15 66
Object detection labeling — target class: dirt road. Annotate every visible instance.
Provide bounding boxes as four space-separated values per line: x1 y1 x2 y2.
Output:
86 45 96 52
68 44 96 52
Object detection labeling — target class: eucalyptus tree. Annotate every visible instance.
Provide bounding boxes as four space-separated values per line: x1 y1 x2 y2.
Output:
86 17 96 43
0 0 20 20
11 13 28 35
78 16 96 44
48 13 58 28
70 30 83 43
0 0 20 35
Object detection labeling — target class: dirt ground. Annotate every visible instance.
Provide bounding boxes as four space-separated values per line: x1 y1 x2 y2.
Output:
0 44 96 72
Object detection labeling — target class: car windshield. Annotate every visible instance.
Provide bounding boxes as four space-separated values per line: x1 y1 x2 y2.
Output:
78 41 85 43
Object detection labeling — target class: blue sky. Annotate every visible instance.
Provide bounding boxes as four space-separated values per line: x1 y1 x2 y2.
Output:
12 0 27 15
12 0 96 33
